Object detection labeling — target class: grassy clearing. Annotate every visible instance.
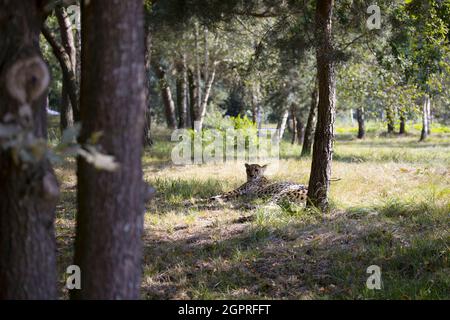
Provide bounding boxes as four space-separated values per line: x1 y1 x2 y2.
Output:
53 120 450 299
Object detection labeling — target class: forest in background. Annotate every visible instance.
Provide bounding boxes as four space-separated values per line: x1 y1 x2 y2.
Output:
0 0 449 300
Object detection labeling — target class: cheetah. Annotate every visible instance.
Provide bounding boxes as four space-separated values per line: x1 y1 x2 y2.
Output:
210 163 308 205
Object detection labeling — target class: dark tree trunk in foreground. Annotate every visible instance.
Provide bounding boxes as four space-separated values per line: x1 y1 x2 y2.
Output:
301 82 318 156
155 66 177 129
356 107 365 139
308 0 336 211
399 115 406 135
0 0 58 299
420 95 429 141
73 0 149 299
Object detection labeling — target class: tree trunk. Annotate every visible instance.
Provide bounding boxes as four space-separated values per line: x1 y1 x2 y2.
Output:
426 97 431 135
276 109 289 142
155 66 177 129
0 0 58 299
60 77 74 132
143 29 153 147
301 82 318 156
296 116 304 144
176 54 188 128
42 25 80 122
55 6 77 132
308 0 336 211
73 0 149 299
420 95 429 141
386 106 395 134
187 68 197 129
196 62 217 131
291 110 297 145
356 107 365 139
399 114 406 135
194 23 202 121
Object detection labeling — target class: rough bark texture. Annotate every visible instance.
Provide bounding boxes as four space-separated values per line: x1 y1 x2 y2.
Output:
73 0 148 299
0 0 58 299
356 107 365 139
301 82 318 156
308 0 336 211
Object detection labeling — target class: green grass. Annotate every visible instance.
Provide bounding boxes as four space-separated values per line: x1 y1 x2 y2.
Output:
53 120 450 300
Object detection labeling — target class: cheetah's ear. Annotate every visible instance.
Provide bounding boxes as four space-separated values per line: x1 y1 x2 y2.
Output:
245 163 249 168
261 164 268 171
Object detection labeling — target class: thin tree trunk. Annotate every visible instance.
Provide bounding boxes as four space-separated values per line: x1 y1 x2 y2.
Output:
276 109 289 142
196 63 217 130
399 114 406 135
42 25 80 121
60 77 74 132
291 109 297 145
155 66 177 129
296 115 304 144
176 54 188 128
0 0 58 299
356 107 365 139
426 97 431 135
188 68 197 129
73 0 150 299
194 22 202 120
301 81 318 156
143 29 153 147
386 106 395 134
308 0 336 211
55 6 77 131
420 95 429 141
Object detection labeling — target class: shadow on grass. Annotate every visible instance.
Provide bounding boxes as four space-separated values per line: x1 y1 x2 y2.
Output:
141 197 449 299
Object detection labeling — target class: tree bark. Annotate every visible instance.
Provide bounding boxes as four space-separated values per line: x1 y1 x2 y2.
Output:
301 81 318 156
426 97 431 135
0 0 58 299
73 0 149 299
143 29 153 147
55 6 77 132
42 25 80 122
386 106 395 134
187 68 197 129
356 107 365 139
276 109 289 142
155 65 177 129
420 95 429 141
176 54 188 128
196 62 217 130
399 114 406 135
308 0 336 211
296 115 304 144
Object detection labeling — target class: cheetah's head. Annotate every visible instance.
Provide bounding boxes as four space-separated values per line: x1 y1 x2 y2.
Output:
245 163 267 181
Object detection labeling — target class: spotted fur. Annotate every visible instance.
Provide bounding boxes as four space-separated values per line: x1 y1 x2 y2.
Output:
210 163 308 205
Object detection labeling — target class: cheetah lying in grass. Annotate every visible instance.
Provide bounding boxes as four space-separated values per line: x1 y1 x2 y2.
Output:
210 163 308 206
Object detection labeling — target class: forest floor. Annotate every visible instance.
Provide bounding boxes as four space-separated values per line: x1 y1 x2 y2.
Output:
52 122 450 299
